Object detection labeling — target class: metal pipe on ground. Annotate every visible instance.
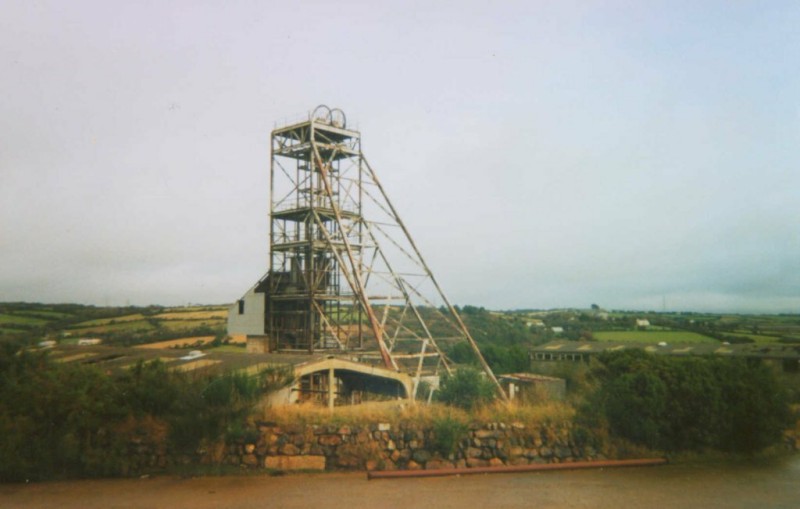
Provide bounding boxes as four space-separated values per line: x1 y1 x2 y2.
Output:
366 458 668 480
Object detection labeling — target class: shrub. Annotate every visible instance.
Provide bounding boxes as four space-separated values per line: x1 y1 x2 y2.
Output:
436 367 495 410
584 350 792 453
0 341 288 481
431 414 469 457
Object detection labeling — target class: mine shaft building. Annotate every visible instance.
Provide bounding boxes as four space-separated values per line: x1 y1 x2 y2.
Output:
229 106 505 403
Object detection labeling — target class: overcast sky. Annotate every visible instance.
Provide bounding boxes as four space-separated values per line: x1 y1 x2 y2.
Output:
2 1 799 313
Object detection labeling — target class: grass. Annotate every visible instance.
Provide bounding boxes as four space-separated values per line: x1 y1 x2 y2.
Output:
153 310 228 320
208 344 248 353
70 320 156 335
594 330 717 344
136 336 217 349
159 320 224 332
69 314 146 328
473 400 576 424
0 327 28 335
12 310 75 320
0 313 49 326
263 400 575 428
724 331 782 343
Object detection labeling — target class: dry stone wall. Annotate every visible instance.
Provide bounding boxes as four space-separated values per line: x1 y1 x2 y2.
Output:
220 420 607 472
121 418 800 476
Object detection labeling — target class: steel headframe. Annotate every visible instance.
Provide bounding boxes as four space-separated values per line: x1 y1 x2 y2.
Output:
266 105 507 401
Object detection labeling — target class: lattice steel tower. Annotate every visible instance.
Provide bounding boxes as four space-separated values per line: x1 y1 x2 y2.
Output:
266 105 504 398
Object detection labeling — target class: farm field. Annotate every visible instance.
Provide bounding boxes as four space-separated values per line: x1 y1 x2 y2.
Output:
0 303 230 346
136 336 217 349
593 330 718 344
0 313 49 326
154 310 228 320
722 331 781 343
69 320 157 335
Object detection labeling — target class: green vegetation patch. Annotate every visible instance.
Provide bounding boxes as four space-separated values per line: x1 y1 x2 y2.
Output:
13 310 75 320
159 320 224 332
0 342 290 482
724 331 782 343
593 330 717 344
69 314 146 328
0 313 50 326
580 350 792 453
70 319 156 335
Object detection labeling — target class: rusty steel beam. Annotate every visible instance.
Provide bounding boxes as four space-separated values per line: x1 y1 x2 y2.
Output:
312 146 396 371
367 458 668 480
362 156 508 401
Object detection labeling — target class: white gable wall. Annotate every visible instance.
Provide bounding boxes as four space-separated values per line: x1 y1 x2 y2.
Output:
227 283 266 336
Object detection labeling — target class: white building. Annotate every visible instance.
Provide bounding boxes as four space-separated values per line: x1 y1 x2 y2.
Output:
227 278 268 348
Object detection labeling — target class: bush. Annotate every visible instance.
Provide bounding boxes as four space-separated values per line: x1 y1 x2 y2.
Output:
436 367 495 410
583 350 792 453
431 415 469 457
0 342 287 481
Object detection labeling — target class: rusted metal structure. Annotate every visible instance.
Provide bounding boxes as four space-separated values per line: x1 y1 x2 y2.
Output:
262 105 505 399
367 458 668 480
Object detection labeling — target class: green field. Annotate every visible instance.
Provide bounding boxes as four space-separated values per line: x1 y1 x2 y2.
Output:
593 330 718 344
69 314 147 328
724 331 781 343
70 320 156 335
0 313 50 326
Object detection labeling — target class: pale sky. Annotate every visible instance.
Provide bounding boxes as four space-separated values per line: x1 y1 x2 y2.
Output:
2 1 799 313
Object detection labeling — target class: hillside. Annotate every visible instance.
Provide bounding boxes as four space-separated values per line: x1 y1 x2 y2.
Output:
0 302 227 347
2 301 798 374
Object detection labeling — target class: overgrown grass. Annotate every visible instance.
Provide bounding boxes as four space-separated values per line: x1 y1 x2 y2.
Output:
473 400 576 424
264 400 574 428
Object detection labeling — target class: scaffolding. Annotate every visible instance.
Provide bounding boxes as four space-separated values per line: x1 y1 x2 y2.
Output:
266 105 505 400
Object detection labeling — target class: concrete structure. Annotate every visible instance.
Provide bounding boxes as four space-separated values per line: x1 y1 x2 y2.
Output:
500 373 566 402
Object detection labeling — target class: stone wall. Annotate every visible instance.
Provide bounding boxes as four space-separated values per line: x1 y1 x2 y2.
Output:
218 420 606 472
122 418 800 475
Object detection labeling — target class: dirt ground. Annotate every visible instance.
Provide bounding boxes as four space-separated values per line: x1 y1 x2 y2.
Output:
2 459 799 509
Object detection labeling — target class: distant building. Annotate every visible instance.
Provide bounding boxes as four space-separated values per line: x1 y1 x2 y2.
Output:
636 319 651 328
551 326 564 334
78 338 102 346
